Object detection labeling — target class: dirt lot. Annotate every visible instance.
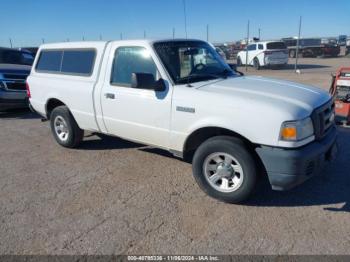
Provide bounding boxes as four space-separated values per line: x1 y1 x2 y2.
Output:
1 57 350 255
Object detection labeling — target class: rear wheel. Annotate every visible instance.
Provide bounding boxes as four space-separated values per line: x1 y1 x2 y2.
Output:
50 106 84 148
253 58 260 70
192 136 257 203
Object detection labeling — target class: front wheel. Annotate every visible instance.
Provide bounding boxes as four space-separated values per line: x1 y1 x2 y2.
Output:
192 136 257 203
50 106 84 148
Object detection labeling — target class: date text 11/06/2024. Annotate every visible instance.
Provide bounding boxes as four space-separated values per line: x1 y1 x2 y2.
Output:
127 255 220 261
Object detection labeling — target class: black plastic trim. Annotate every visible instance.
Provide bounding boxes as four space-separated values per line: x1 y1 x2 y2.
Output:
256 126 337 191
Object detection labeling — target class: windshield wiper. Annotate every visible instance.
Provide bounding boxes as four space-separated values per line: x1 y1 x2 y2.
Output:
219 68 233 78
177 73 221 85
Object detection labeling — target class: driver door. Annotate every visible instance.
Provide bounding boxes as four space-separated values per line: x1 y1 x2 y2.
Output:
100 44 172 148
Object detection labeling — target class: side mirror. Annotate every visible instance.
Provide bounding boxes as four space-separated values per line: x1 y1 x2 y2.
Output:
131 73 166 92
228 63 244 76
228 63 237 71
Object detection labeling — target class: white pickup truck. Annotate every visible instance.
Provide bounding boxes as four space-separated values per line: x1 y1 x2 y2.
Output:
27 39 337 203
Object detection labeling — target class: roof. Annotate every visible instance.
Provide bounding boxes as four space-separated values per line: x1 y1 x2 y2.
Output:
0 47 18 51
0 47 34 53
38 39 207 49
250 40 285 44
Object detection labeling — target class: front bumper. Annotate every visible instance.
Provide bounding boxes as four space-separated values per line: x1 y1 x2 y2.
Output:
255 126 337 191
0 89 28 110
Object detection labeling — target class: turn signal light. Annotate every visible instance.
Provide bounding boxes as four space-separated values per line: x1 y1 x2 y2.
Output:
281 126 297 140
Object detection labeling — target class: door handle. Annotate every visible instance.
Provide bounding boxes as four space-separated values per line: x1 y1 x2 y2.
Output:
104 93 115 99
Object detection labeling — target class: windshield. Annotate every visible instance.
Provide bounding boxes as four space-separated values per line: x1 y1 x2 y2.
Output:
0 50 34 65
154 41 235 84
266 42 287 50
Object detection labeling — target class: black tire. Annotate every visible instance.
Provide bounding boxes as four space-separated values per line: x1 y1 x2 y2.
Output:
273 64 287 70
50 105 84 148
236 56 242 66
192 136 257 203
253 58 260 70
289 49 296 58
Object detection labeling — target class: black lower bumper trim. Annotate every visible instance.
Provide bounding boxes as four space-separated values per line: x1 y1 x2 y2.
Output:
255 127 337 191
0 98 28 110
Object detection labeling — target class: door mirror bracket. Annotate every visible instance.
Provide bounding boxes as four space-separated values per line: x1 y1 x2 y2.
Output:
131 73 166 92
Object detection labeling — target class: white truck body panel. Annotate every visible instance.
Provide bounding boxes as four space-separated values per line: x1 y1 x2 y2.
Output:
29 42 107 131
98 41 173 148
28 39 331 153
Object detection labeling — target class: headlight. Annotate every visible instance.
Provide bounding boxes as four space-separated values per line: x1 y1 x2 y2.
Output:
280 117 314 141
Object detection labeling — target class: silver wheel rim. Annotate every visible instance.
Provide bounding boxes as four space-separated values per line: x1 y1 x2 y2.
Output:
203 152 244 193
54 116 69 142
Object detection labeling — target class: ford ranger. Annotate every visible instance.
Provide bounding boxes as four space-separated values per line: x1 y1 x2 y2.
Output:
27 39 337 203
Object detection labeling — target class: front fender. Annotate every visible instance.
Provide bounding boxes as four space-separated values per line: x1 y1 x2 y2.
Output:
170 115 257 152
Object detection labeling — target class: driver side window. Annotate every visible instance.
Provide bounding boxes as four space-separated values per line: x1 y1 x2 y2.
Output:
111 46 158 87
247 44 256 51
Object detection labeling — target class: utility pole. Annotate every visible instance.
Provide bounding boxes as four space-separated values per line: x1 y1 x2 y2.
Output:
245 20 250 72
42 38 45 44
120 33 123 40
144 30 146 39
99 34 102 40
258 28 261 40
82 36 85 41
172 28 175 39
206 24 209 42
9 38 13 48
182 0 188 39
295 16 302 72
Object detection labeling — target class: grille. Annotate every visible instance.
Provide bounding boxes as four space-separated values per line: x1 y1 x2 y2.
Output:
1 73 28 91
311 100 335 140
3 81 26 91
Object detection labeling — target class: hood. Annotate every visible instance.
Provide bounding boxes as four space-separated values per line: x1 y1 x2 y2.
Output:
0 64 31 75
197 75 331 113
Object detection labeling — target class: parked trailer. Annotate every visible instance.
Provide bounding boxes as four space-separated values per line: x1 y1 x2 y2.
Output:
282 37 340 58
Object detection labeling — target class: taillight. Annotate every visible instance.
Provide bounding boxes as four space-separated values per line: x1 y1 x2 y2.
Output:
25 81 31 98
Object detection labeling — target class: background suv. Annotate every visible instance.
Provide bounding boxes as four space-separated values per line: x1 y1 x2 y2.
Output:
0 47 34 111
236 41 288 69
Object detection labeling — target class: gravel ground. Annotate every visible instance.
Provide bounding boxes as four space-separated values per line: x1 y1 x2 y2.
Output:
0 57 349 255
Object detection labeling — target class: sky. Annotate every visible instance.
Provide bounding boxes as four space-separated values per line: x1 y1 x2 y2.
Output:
1 0 350 47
